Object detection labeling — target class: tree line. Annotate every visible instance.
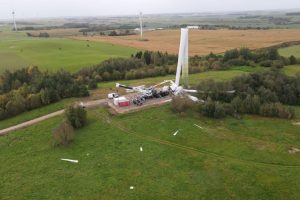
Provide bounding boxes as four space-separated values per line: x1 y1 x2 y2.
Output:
196 70 300 119
1 47 299 121
0 67 89 120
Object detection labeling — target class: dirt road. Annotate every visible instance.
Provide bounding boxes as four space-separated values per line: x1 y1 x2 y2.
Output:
0 99 107 136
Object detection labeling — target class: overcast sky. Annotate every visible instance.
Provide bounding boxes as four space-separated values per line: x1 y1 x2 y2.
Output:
0 0 300 19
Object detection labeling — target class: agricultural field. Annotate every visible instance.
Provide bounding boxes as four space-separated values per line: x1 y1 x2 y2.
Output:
282 65 300 76
279 45 300 58
74 29 300 55
0 29 137 73
0 106 299 199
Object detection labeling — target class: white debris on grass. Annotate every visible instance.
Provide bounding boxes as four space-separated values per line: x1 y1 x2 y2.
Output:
194 124 203 129
86 153 90 156
140 147 143 152
130 186 135 190
61 159 79 163
173 130 180 136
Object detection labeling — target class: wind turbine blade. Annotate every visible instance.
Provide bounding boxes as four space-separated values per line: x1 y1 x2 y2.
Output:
187 95 199 102
183 89 198 93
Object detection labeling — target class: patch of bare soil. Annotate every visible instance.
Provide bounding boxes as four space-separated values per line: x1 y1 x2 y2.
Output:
288 147 300 154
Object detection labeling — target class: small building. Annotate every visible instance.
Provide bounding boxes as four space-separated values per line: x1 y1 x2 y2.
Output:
113 97 130 107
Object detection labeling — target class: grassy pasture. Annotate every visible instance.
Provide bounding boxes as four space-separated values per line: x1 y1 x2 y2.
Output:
0 30 137 73
282 65 300 76
279 45 300 58
0 106 299 199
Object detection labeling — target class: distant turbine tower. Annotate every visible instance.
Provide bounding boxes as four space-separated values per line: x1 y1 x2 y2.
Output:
139 12 143 40
12 10 17 31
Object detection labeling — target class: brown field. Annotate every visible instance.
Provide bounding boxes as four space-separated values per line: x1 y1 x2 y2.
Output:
73 29 300 55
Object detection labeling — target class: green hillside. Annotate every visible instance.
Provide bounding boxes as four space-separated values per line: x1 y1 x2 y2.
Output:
0 30 137 73
0 106 299 199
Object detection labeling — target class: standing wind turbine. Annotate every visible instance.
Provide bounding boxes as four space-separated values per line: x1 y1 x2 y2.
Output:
12 10 17 31
139 12 143 40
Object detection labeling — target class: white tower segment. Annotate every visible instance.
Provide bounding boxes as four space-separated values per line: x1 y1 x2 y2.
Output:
175 28 189 87
139 12 143 40
12 10 17 31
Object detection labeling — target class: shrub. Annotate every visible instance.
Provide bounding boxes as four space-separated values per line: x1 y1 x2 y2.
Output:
214 103 226 118
52 121 74 146
272 60 284 68
27 93 42 110
289 55 297 65
199 99 226 119
259 60 273 67
0 108 6 120
88 79 98 90
259 103 295 119
171 96 193 115
65 105 87 129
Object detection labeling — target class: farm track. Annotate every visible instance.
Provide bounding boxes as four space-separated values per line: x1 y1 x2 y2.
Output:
0 99 107 136
93 110 300 169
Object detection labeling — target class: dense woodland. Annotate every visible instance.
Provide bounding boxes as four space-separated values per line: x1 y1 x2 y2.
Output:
0 67 89 120
197 70 300 119
76 47 299 84
0 47 299 121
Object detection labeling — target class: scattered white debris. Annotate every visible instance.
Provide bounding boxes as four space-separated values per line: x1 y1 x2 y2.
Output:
293 122 300 126
194 124 203 129
173 130 179 136
86 153 90 156
130 186 135 190
61 159 79 163
140 147 143 152
288 147 300 154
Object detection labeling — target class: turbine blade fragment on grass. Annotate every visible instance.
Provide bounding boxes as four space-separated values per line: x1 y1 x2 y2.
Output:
61 159 79 163
194 124 203 129
173 130 179 136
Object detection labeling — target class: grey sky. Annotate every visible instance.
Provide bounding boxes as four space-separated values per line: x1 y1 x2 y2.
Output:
0 0 300 19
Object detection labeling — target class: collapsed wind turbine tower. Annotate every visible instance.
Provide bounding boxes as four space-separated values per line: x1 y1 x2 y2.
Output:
139 12 143 40
12 10 18 31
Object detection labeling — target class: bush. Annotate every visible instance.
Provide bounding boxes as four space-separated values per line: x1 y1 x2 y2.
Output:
272 60 284 68
52 121 74 146
65 105 87 129
171 96 193 115
259 60 273 67
0 107 6 120
259 103 295 119
214 103 226 118
88 79 98 89
199 99 226 118
289 55 297 65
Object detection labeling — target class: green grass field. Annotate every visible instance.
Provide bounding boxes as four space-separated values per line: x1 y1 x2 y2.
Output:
0 106 299 199
279 45 300 58
0 30 137 73
282 65 300 76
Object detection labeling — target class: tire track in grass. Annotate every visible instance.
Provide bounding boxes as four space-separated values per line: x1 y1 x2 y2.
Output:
92 110 300 169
